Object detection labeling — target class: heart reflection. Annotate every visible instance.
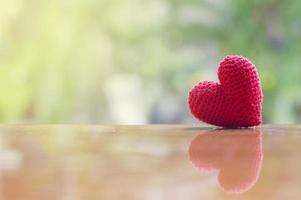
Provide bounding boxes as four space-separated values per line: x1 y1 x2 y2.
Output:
188 129 262 194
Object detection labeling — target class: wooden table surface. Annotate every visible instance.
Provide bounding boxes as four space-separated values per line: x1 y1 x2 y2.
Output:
0 125 300 200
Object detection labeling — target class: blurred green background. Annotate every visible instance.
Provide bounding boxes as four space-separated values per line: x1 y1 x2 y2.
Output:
0 0 301 124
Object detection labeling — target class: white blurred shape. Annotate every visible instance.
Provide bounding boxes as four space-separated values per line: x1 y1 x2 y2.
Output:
0 150 22 171
104 74 147 124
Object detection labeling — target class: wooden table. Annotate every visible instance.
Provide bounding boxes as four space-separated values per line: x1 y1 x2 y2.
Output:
0 125 300 200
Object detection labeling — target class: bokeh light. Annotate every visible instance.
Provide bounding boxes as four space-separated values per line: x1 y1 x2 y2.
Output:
0 0 301 124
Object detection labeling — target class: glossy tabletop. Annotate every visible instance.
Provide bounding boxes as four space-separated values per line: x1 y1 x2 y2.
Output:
0 125 300 200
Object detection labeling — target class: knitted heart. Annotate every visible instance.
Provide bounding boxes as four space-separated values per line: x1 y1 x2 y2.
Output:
188 55 262 127
188 129 262 194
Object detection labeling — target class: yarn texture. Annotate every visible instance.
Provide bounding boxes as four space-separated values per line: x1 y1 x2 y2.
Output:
188 55 262 127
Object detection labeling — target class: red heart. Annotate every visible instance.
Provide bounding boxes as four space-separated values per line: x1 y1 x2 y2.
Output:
188 129 263 194
188 55 262 127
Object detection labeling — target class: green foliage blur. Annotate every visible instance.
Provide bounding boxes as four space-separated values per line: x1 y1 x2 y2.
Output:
0 0 301 124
